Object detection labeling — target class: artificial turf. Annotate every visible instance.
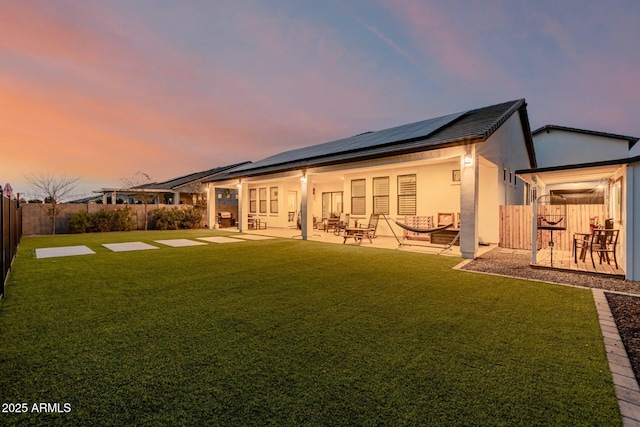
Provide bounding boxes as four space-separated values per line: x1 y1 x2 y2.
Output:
0 230 621 425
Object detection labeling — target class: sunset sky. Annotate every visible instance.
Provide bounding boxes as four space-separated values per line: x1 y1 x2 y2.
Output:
2 0 639 199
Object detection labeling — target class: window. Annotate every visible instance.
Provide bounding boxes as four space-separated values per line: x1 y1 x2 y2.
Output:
398 174 416 215
270 187 278 213
259 187 267 213
372 177 389 215
351 179 366 215
249 188 257 213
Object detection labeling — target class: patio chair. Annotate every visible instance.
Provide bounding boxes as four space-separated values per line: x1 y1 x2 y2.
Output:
343 213 380 245
573 232 592 263
333 213 350 235
590 229 619 269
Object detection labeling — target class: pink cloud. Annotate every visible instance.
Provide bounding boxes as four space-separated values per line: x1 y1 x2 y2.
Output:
382 0 494 81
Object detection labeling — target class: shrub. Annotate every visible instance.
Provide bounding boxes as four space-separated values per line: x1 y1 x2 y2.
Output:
151 207 203 230
68 210 93 233
68 207 136 233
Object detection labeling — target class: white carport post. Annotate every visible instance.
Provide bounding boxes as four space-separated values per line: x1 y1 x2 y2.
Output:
460 146 479 259
173 191 180 205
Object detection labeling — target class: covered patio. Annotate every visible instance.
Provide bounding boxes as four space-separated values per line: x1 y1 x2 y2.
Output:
221 222 498 258
517 157 638 280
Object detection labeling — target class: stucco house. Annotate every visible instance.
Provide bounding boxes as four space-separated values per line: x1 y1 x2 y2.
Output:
517 125 640 281
205 99 536 259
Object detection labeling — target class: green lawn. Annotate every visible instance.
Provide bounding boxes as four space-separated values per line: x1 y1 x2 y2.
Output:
0 230 621 426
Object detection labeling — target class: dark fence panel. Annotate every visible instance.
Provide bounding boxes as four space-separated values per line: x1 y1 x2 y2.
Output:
1 187 22 298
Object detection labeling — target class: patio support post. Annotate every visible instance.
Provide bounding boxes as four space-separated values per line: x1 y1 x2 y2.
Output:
111 191 116 205
300 172 309 240
102 193 107 205
531 177 538 266
206 185 215 229
173 191 180 205
238 181 248 233
460 146 479 259
626 165 639 281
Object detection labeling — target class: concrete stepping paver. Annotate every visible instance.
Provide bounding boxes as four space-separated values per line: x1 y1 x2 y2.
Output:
35 245 96 259
196 237 245 244
154 239 207 247
102 242 159 252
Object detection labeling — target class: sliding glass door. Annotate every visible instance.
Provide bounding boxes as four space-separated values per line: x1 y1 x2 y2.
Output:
322 192 343 219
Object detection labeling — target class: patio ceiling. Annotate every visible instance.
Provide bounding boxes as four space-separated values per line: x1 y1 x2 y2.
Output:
518 164 624 186
516 156 639 186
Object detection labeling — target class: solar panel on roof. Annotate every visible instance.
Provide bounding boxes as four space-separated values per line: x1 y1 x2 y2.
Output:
235 110 468 171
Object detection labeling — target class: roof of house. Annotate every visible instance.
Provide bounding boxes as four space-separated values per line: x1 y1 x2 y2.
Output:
94 162 252 196
150 162 251 190
532 125 639 149
206 99 535 181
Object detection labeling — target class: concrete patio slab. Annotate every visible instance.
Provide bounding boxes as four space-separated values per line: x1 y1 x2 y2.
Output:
154 239 208 247
103 242 159 252
197 237 245 244
35 245 96 259
234 234 275 240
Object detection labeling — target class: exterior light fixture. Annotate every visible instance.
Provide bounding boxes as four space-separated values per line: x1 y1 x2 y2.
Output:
300 175 307 184
463 154 473 166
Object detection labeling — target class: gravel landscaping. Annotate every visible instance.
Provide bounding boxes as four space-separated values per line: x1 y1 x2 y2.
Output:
462 247 640 386
461 247 640 295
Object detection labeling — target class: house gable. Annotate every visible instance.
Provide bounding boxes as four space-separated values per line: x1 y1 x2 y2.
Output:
532 125 638 168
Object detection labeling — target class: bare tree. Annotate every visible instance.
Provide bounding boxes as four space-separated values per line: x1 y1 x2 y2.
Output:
26 173 79 234
122 172 157 231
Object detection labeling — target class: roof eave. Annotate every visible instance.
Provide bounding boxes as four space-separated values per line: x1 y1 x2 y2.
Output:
207 138 485 182
516 154 640 176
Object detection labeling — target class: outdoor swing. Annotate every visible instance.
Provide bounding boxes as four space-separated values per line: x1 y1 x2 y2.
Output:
380 213 460 253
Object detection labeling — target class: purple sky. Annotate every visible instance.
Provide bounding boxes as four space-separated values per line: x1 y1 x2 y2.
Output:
2 0 639 199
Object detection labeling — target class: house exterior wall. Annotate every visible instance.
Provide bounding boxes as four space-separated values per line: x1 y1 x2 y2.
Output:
630 143 640 158
533 129 629 168
474 113 533 243
478 160 499 243
477 113 531 206
337 160 461 237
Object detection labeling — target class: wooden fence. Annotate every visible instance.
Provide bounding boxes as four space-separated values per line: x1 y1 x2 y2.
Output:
499 204 609 251
1 192 22 297
22 203 207 235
